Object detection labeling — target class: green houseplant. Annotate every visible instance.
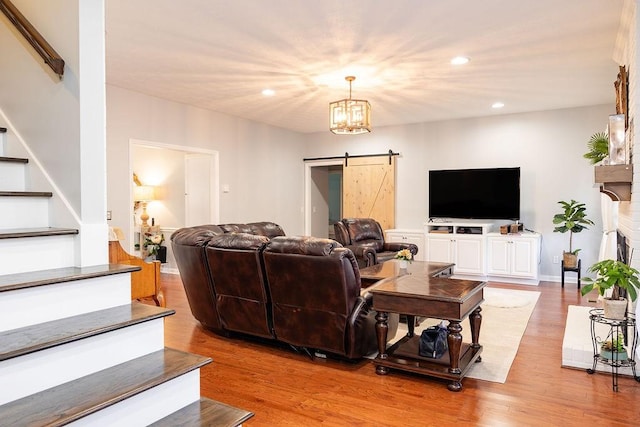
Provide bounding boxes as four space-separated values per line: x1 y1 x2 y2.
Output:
581 259 640 319
599 335 628 361
583 132 609 165
552 200 594 268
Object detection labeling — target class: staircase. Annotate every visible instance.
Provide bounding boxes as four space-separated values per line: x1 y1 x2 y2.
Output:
0 127 253 425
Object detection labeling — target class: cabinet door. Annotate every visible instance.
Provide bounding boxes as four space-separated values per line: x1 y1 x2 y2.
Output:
427 236 453 263
386 232 425 261
455 237 485 274
510 238 537 278
487 238 510 276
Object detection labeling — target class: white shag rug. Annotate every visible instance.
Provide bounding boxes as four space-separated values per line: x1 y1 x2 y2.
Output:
367 287 540 384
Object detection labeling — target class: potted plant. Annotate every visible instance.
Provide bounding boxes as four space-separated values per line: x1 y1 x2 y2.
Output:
599 335 628 361
581 259 640 319
583 132 609 165
395 248 413 269
552 200 594 268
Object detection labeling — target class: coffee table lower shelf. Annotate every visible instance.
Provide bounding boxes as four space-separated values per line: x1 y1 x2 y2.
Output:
374 334 483 391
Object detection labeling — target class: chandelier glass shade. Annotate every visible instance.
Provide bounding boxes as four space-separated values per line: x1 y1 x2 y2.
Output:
329 76 371 134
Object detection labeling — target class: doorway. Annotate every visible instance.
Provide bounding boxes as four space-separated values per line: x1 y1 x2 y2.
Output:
305 160 343 237
130 139 219 272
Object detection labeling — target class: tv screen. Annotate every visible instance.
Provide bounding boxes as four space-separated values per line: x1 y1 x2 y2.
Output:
429 167 520 220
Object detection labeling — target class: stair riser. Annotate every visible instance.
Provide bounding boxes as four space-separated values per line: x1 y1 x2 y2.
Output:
0 235 75 275
0 197 49 228
0 274 131 331
69 371 201 427
0 163 26 192
0 320 165 405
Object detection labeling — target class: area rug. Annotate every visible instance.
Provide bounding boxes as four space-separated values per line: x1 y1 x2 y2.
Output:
562 305 638 376
365 287 540 384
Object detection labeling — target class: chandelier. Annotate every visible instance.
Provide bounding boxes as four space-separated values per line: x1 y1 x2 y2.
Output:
329 76 371 134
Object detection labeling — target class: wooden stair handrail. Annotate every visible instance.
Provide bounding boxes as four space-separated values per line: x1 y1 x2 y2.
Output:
0 0 64 77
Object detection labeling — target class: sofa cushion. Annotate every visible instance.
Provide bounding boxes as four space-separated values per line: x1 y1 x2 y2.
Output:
248 221 286 238
171 225 225 246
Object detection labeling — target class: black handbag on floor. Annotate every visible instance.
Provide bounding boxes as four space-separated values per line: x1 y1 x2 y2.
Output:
418 321 448 359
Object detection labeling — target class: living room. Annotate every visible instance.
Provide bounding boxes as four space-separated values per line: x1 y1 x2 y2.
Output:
1 0 639 425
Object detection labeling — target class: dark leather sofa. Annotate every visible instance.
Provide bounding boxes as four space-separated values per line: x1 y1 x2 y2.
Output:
334 218 419 267
171 222 397 359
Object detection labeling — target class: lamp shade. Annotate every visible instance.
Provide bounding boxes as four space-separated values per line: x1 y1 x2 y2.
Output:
134 185 156 201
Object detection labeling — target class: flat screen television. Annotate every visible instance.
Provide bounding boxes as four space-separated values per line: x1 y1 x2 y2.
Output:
429 167 520 220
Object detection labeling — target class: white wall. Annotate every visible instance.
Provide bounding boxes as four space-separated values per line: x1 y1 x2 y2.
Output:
304 104 613 280
0 0 107 266
106 85 307 244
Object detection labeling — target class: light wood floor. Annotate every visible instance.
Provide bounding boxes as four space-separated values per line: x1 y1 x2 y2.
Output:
158 274 640 426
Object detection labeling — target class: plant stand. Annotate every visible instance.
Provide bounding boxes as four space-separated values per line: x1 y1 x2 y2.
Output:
561 259 581 289
587 308 639 391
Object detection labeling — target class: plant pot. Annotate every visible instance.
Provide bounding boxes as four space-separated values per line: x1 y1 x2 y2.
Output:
600 348 628 361
603 298 627 319
398 260 408 269
563 252 578 268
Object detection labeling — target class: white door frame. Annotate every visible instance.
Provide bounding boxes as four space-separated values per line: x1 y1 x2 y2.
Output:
304 159 342 235
129 139 220 245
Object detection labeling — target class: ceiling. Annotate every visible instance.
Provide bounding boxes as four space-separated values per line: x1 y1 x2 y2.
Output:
105 0 625 134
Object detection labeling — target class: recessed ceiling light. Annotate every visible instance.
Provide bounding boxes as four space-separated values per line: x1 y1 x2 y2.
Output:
262 89 275 96
492 102 505 109
450 56 470 65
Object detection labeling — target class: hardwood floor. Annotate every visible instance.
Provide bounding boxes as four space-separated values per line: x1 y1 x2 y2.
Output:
158 274 639 426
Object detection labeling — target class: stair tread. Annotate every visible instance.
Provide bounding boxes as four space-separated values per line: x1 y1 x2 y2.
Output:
0 264 140 292
0 191 52 197
0 227 79 240
0 156 28 163
150 397 254 427
0 302 175 361
0 348 212 427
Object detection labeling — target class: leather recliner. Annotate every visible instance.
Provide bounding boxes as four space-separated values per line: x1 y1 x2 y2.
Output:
171 221 283 333
171 224 226 331
334 218 418 267
263 235 398 359
205 233 275 339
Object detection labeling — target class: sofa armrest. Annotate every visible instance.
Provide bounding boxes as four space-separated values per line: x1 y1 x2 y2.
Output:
346 294 399 359
345 244 377 267
382 242 419 257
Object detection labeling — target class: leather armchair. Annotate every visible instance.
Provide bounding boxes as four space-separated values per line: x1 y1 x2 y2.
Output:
263 235 398 359
334 218 418 267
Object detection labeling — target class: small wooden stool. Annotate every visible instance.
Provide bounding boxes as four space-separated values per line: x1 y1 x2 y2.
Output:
561 259 581 289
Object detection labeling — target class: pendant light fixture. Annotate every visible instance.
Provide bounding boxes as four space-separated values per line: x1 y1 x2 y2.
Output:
329 76 371 134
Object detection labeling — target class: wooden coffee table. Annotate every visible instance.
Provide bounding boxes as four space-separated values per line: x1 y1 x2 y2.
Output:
369 271 485 391
360 260 454 288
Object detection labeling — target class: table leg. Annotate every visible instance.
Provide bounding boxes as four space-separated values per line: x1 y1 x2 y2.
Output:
447 320 462 375
447 320 463 392
469 306 482 362
375 311 389 375
406 315 415 337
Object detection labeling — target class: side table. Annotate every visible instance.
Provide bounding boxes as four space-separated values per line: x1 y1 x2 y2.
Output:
587 308 639 391
561 259 581 289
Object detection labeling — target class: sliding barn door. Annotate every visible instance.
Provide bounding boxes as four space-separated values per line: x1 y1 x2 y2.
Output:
342 156 396 230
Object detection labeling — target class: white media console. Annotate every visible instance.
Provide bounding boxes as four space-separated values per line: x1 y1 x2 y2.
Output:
385 220 541 285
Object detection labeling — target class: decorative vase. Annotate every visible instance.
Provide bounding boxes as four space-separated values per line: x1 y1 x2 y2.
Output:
608 114 626 165
603 298 627 320
398 260 408 269
600 348 628 361
563 252 577 268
